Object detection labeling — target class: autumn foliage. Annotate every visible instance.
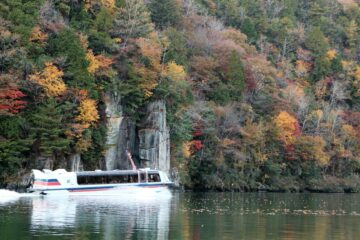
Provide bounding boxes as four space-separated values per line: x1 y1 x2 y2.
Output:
87 50 113 74
76 98 100 128
29 62 67 97
0 74 27 115
274 111 301 146
163 61 186 81
0 89 27 115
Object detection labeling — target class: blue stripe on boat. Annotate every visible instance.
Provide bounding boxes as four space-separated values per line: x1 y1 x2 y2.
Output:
35 179 59 182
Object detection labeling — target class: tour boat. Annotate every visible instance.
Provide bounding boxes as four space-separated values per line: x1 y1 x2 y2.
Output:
27 168 173 196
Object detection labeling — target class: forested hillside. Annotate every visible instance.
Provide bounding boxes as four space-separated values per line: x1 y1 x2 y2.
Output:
1 0 360 192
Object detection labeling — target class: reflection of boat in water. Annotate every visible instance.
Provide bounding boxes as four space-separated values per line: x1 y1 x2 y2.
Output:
31 197 76 229
28 168 173 196
30 193 172 239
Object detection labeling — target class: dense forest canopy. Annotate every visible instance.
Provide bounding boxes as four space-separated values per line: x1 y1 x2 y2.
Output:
1 0 360 192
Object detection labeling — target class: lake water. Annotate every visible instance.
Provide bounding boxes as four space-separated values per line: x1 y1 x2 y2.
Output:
1 191 360 239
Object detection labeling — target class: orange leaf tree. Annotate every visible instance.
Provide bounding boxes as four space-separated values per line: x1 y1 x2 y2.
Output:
29 62 67 97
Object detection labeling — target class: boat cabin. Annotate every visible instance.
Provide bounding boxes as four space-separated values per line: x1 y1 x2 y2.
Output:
76 170 162 185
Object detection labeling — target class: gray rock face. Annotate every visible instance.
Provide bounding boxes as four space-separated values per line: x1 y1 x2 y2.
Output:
69 154 83 172
35 156 54 170
139 101 170 174
104 92 124 170
115 118 136 170
103 94 170 173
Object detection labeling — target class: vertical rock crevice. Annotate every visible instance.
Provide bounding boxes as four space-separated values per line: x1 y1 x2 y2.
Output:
138 100 170 174
104 92 123 170
103 95 170 173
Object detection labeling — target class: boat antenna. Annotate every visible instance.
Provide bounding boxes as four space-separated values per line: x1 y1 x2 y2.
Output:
126 150 137 170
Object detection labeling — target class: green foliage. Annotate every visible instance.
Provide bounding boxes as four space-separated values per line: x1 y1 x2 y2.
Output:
216 0 242 28
164 28 190 68
68 3 93 31
0 0 44 41
227 51 246 99
29 99 71 158
305 27 329 57
48 28 96 92
241 18 258 43
0 139 29 179
115 64 146 118
208 81 232 104
311 57 331 82
0 116 32 181
88 7 117 53
149 0 181 29
155 75 194 145
330 56 343 74
81 124 107 169
208 51 245 104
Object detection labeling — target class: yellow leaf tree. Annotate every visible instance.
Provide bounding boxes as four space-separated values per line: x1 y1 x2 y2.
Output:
274 111 301 146
326 49 337 61
29 62 67 97
76 98 100 128
87 50 113 75
163 61 186 81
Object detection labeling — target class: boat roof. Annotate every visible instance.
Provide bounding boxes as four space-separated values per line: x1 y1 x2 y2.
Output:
75 169 160 177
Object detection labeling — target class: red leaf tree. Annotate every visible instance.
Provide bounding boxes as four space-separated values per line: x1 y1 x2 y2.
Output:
0 74 27 115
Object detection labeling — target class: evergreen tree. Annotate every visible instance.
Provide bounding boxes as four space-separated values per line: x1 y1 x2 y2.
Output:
164 28 189 67
311 57 330 82
116 64 146 117
88 7 117 53
227 51 245 100
241 18 258 43
306 27 330 81
49 28 96 92
149 0 181 29
308 2 326 25
305 27 329 57
0 116 32 180
30 99 71 159
217 0 242 28
346 20 358 58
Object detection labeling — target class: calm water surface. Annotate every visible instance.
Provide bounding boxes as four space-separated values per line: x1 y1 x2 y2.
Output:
1 192 360 240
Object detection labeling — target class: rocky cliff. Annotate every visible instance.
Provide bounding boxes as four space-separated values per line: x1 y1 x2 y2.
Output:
103 94 170 173
138 101 170 174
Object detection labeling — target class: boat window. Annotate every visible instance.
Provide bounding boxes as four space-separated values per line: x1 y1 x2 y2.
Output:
140 173 146 183
77 176 106 185
128 174 138 183
148 173 161 183
108 175 127 184
77 173 139 185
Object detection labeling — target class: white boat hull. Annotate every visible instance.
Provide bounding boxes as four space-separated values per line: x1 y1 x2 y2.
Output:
32 185 171 196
